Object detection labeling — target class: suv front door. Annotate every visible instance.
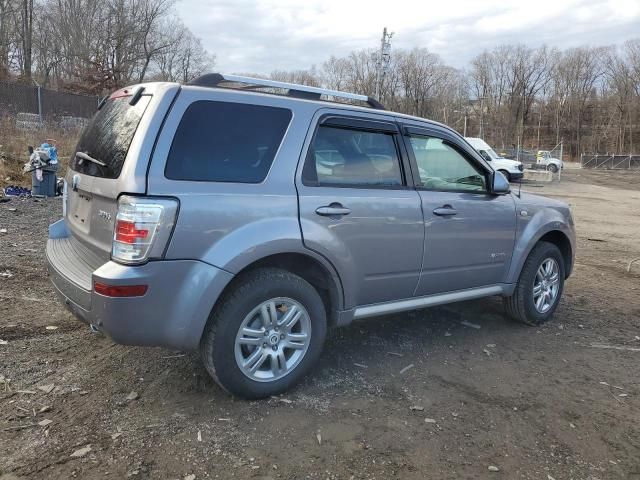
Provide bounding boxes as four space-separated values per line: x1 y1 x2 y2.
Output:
297 113 424 309
402 125 517 296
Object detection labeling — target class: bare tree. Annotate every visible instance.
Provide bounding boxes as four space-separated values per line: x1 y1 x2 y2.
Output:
0 0 13 78
15 0 34 79
10 0 214 92
153 21 214 83
136 0 174 82
1 5 638 160
271 68 320 87
321 55 351 91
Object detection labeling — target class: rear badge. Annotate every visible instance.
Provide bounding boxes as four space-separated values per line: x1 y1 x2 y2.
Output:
98 210 112 221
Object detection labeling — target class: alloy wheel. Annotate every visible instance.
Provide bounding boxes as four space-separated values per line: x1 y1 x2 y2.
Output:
532 258 560 313
234 297 311 382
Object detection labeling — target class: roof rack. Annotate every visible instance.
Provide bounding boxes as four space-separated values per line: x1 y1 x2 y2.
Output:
188 73 385 110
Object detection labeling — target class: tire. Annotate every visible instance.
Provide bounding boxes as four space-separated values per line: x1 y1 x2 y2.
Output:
200 268 327 399
503 241 565 326
547 164 559 173
498 170 511 182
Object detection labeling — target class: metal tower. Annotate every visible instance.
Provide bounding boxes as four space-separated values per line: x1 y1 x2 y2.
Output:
375 27 393 99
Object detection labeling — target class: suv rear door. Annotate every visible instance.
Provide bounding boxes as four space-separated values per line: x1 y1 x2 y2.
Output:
297 111 424 309
65 83 179 257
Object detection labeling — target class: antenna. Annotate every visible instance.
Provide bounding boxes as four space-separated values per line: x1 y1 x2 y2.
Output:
375 27 393 99
517 173 522 198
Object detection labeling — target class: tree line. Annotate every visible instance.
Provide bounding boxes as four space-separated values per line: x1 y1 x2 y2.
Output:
0 0 214 92
268 41 640 159
1 0 638 158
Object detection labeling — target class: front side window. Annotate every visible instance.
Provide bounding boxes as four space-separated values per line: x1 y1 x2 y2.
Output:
409 136 486 192
304 125 403 187
165 101 292 183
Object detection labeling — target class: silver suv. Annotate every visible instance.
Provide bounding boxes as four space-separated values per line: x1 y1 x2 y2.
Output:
47 74 575 398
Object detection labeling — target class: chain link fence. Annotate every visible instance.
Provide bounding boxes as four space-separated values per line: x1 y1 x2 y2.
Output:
0 81 99 125
498 143 565 169
580 154 640 169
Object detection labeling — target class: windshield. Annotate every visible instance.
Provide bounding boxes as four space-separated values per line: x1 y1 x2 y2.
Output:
485 148 501 160
71 95 151 179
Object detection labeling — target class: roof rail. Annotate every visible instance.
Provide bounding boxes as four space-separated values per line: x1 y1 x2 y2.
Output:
188 73 385 110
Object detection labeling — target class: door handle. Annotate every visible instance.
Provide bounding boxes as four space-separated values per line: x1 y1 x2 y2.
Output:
315 204 351 217
433 205 458 216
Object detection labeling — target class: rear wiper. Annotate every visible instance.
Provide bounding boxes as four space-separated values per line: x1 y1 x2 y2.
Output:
75 152 106 167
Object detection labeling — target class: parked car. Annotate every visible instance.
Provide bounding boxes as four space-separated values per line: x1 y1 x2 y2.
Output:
47 74 576 398
536 150 564 173
464 137 524 182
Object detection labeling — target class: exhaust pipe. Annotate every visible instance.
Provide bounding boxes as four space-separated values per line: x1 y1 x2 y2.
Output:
89 324 101 334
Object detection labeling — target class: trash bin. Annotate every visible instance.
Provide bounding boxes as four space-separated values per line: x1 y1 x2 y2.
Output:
32 164 58 197
30 143 59 197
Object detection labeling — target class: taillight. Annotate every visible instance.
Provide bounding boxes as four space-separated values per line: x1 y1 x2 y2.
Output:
115 220 150 244
111 195 178 265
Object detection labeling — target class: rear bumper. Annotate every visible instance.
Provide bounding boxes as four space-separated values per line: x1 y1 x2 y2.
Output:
47 219 234 350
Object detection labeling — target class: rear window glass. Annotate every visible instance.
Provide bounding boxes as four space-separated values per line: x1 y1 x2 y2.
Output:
164 101 292 183
72 96 151 179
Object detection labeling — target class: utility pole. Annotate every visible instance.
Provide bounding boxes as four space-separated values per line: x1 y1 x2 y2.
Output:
375 27 393 100
453 109 467 136
479 97 484 139
537 108 542 150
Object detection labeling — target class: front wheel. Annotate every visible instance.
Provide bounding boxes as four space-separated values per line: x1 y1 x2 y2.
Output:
547 164 559 173
504 241 565 325
200 268 327 399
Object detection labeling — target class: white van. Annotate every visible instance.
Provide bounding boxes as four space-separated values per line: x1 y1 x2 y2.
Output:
465 137 524 182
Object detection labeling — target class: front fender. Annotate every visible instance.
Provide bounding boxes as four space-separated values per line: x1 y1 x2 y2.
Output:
506 208 575 284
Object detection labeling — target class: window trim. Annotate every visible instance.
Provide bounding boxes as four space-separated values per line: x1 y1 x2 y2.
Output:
163 99 293 184
320 115 399 133
400 125 492 195
302 115 411 190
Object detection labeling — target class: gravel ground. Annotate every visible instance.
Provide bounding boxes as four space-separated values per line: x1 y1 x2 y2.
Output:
1 169 639 480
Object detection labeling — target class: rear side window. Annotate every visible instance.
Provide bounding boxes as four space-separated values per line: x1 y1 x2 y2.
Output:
165 101 292 183
72 96 151 179
303 125 403 187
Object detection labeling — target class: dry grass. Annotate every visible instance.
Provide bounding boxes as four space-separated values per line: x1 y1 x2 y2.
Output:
0 117 81 188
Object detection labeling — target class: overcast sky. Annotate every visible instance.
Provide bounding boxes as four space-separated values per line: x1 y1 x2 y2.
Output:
176 0 640 74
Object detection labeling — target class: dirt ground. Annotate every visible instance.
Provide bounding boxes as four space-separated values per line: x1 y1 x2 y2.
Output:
1 168 639 480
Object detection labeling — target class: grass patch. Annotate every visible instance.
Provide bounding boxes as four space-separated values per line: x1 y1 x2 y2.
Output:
0 117 81 188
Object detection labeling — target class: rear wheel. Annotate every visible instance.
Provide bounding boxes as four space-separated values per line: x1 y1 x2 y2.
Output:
200 268 327 399
504 241 565 325
498 170 511 182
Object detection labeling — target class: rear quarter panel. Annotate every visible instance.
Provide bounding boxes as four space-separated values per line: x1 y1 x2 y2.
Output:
146 88 334 275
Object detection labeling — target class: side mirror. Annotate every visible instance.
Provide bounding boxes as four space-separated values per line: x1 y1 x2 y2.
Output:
492 171 510 195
